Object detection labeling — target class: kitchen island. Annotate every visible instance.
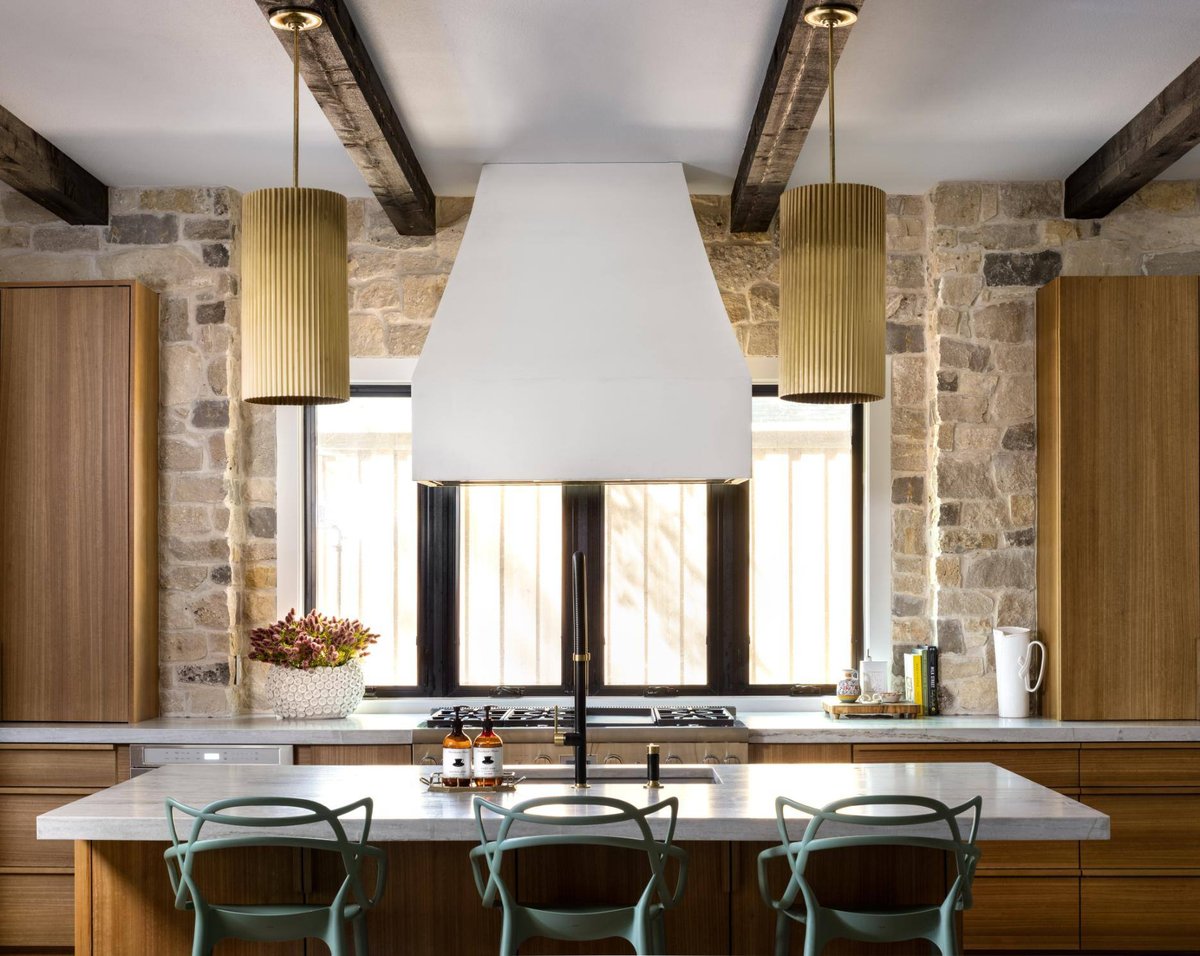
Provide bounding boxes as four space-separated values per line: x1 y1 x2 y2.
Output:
41 761 1106 955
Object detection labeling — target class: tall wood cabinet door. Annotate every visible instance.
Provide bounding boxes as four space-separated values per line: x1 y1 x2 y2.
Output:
0 286 132 721
1040 276 1200 720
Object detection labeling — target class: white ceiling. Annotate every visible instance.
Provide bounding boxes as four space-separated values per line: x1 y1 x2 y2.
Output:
1 0 1199 200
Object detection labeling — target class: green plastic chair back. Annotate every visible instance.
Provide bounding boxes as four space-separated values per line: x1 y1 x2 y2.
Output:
164 795 387 956
757 793 983 956
470 794 689 955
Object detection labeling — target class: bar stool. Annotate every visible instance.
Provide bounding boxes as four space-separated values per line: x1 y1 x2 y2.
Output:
757 793 983 956
164 795 387 956
470 794 689 955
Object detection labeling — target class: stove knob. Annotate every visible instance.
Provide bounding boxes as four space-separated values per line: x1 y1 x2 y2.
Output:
603 754 623 764
664 753 683 765
702 753 720 765
534 753 553 765
722 754 741 765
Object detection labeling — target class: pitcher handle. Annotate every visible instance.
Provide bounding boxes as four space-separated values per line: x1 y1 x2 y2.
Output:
1020 639 1047 693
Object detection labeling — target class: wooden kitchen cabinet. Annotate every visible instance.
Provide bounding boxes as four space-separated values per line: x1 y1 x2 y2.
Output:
964 876 1079 951
750 743 853 763
294 744 412 765
1082 877 1200 951
0 745 120 953
1037 276 1200 720
0 281 158 722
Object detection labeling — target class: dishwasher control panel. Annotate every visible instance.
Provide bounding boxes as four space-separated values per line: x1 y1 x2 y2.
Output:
130 745 293 775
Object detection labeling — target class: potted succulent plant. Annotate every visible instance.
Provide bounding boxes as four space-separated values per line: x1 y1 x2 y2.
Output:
250 609 379 719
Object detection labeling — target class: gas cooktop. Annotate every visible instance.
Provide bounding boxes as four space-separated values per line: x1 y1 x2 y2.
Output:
424 704 738 728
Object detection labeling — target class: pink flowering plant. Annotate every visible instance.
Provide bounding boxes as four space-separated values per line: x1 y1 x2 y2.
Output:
249 609 379 669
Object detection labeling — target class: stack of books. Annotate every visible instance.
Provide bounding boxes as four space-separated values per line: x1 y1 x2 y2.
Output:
903 646 940 716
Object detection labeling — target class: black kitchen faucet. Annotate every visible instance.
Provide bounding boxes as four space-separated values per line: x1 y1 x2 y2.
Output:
553 550 589 789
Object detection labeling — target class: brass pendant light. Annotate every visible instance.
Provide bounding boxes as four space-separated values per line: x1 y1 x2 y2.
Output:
778 3 885 404
242 7 349 405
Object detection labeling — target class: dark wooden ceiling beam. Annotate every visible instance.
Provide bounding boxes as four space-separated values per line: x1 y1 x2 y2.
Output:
254 0 436 235
1065 54 1200 220
0 102 108 225
730 0 864 233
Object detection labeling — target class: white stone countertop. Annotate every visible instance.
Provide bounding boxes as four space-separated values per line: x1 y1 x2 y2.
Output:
37 762 1109 844
6 712 1200 745
739 713 1200 743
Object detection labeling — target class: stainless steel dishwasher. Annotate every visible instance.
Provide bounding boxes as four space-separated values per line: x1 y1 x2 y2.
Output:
129 744 293 776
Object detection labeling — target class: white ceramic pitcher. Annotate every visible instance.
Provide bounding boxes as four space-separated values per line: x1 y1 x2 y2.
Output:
993 627 1046 719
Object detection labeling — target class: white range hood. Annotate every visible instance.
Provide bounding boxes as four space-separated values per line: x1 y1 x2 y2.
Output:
411 163 751 484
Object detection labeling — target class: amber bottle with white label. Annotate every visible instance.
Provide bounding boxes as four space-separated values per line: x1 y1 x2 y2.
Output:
441 707 472 787
472 705 504 786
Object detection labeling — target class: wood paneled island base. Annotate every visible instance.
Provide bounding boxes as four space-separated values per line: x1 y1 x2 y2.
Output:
43 763 1107 956
74 838 955 955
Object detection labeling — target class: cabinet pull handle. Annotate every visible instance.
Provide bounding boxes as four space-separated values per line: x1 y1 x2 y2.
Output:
604 754 622 764
534 754 552 764
723 754 741 765
664 754 683 764
703 753 719 765
419 753 437 766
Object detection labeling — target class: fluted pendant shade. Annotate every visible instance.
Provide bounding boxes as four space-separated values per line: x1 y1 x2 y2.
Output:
779 182 886 404
241 187 349 405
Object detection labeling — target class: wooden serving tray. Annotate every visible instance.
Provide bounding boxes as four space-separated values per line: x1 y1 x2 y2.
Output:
821 696 923 719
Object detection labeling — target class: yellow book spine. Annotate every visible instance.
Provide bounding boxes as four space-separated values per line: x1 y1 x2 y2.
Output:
912 650 924 708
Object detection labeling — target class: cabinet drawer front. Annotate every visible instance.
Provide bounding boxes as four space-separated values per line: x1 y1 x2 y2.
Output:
964 876 1079 951
0 792 85 868
1081 794 1200 869
978 838 1079 871
1081 745 1200 788
852 744 1079 790
750 743 853 763
295 745 412 766
1083 877 1200 950
0 873 73 947
0 746 117 788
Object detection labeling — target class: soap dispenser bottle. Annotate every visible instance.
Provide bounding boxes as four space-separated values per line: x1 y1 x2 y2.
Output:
441 706 472 788
472 705 504 786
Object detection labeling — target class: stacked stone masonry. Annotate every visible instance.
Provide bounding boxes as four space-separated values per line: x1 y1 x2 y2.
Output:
1 179 1199 715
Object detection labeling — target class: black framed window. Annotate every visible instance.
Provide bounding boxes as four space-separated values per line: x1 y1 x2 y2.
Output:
304 384 862 697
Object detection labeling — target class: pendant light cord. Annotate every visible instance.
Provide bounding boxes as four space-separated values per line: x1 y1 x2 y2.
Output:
292 21 300 189
826 15 836 185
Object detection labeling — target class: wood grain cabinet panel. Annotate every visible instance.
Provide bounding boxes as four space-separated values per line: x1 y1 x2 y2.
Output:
750 743 853 763
964 876 1079 951
87 841 304 956
977 837 1079 872
0 745 118 788
0 791 88 868
1081 744 1200 788
1082 877 1200 950
851 744 1079 790
0 282 158 723
1037 276 1200 720
1080 793 1200 869
294 745 412 765
0 872 74 948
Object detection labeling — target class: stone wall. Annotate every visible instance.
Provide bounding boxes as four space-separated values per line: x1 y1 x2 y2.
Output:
2 179 1199 715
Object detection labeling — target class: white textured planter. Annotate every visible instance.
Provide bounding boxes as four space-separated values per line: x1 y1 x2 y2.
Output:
265 660 365 719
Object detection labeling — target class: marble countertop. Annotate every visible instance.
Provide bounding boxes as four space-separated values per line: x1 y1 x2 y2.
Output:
6 712 1200 746
36 762 1109 844
739 713 1200 743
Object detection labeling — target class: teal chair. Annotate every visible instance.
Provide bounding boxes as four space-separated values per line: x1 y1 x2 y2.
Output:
164 795 387 956
757 793 982 956
470 794 689 955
